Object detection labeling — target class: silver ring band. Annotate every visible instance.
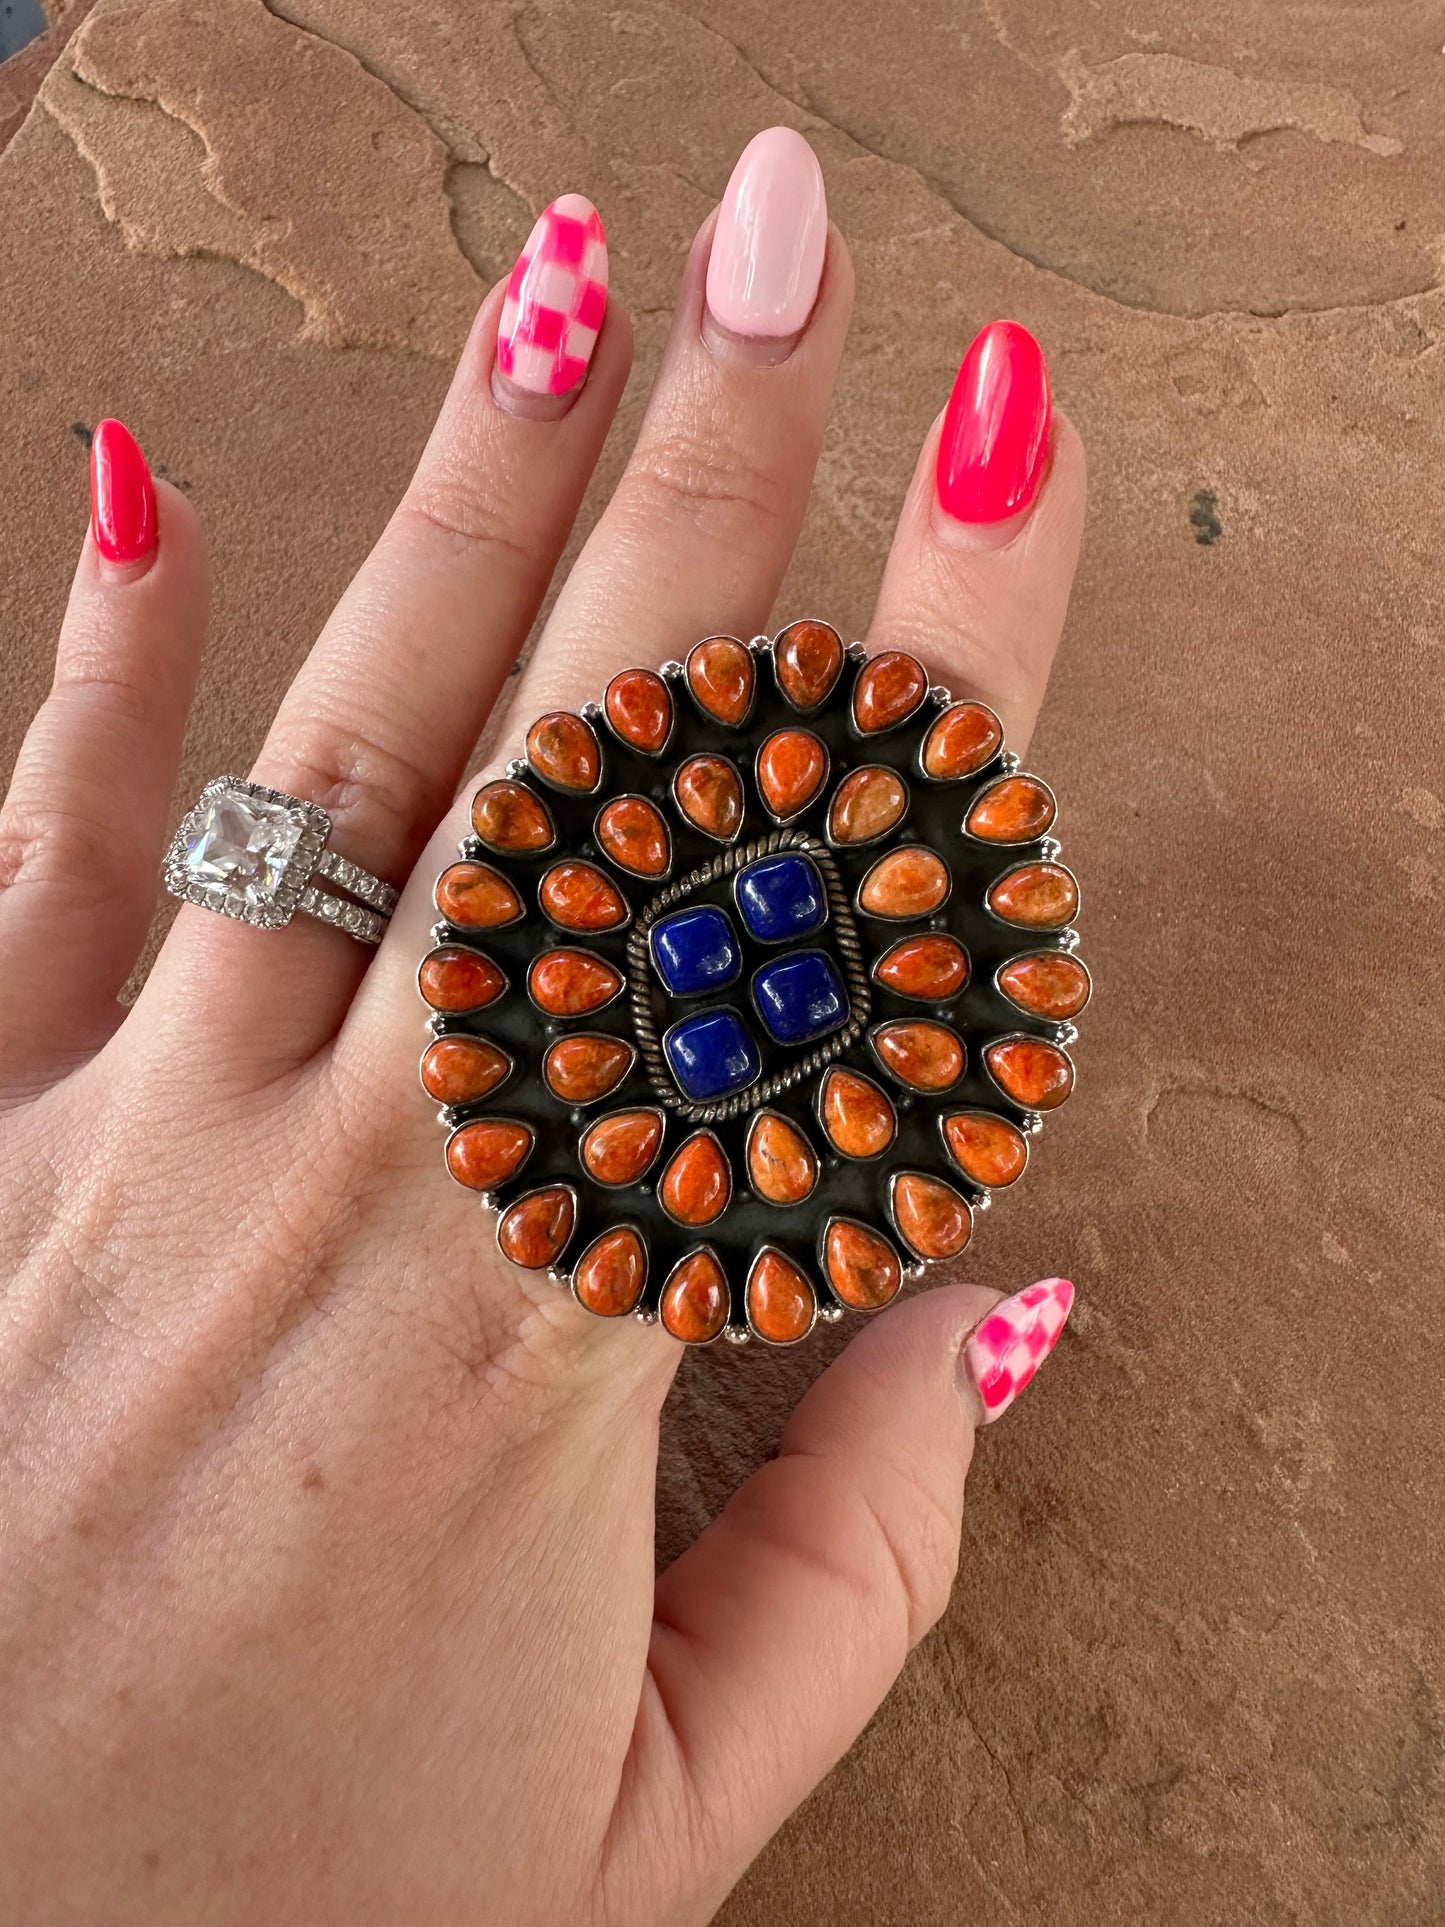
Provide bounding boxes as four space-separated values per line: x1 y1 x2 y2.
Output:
164 776 398 946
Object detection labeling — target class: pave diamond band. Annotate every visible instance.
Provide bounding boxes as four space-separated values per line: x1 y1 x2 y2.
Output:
164 776 398 945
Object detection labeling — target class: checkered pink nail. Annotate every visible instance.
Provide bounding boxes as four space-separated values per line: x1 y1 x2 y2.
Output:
496 194 608 398
963 1278 1074 1423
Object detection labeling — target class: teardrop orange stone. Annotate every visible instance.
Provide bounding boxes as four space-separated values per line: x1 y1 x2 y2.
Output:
871 1019 965 1092
686 635 755 725
528 948 623 1016
985 1037 1075 1111
604 668 672 754
497 1186 575 1268
828 766 907 845
873 934 970 1001
859 847 950 918
746 1112 818 1205
673 755 744 840
539 860 628 932
659 1133 732 1226
987 862 1079 929
434 861 523 928
573 1227 647 1317
997 951 1091 1020
747 1249 815 1344
580 1109 664 1185
774 619 843 709
661 1249 730 1343
420 1036 512 1105
891 1172 973 1260
470 780 554 852
542 1033 634 1104
943 1112 1028 1188
966 774 1056 843
446 1117 533 1190
852 651 927 733
526 711 601 791
820 1068 896 1159
595 796 670 877
921 702 1003 779
419 944 507 1012
756 729 827 818
824 1220 902 1311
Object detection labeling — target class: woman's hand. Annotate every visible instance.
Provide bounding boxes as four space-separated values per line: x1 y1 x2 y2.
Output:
0 129 1085 1924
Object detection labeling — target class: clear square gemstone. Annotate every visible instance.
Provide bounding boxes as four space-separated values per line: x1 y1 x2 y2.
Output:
182 791 306 912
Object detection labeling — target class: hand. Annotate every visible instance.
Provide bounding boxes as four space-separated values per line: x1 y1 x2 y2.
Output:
0 129 1085 1924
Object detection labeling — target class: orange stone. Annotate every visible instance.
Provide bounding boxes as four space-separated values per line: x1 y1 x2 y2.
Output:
852 650 927 733
746 1249 815 1344
820 1068 896 1160
497 1185 575 1268
526 711 601 791
434 861 523 929
997 951 1091 1021
873 933 970 1001
746 1111 818 1205
528 948 624 1016
419 944 507 1012
659 1132 732 1226
966 774 1056 843
987 862 1079 929
871 1019 965 1092
774 618 843 709
985 1037 1075 1111
470 779 555 852
580 1109 664 1186
604 668 673 754
942 1111 1028 1188
660 1249 730 1343
445 1117 533 1190
756 729 828 819
539 860 629 932
921 701 1003 779
542 1033 635 1105
420 1036 512 1105
891 1172 973 1261
595 795 670 877
824 1220 902 1311
573 1226 647 1317
673 755 744 841
686 635 755 725
828 765 907 845
858 846 950 918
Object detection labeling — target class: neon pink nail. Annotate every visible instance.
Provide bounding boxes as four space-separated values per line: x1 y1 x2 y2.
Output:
963 1278 1074 1423
496 194 607 398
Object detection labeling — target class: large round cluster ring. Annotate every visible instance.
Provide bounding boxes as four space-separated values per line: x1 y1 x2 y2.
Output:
164 775 398 944
419 622 1089 1347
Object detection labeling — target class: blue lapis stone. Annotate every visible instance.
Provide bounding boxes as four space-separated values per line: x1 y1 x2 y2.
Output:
734 854 827 944
650 905 741 997
663 1007 762 1101
751 950 849 1045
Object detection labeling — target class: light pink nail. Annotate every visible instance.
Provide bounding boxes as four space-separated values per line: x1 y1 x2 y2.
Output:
963 1278 1075 1423
705 127 827 340
496 194 608 398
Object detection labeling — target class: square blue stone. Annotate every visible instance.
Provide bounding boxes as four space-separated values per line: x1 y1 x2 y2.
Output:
650 905 741 997
751 950 849 1045
663 1007 762 1101
735 853 827 944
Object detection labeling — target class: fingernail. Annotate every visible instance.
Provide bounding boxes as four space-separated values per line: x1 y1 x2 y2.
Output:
90 418 157 566
705 126 827 342
936 320 1051 525
962 1278 1074 1423
495 194 607 401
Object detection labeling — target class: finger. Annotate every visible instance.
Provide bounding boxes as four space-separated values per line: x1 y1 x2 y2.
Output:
868 320 1087 756
0 422 207 1088
607 1278 1076 1910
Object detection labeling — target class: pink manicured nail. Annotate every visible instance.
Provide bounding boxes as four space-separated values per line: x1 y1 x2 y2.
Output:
963 1278 1074 1423
936 320 1051 525
89 418 157 565
705 127 827 340
496 194 607 398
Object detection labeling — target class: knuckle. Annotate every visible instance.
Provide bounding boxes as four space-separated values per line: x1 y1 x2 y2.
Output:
856 1470 961 1644
263 713 444 837
0 800 99 896
398 464 536 573
625 427 790 544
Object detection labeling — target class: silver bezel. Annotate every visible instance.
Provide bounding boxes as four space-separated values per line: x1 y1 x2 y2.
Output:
444 1115 535 1192
816 1063 898 1161
915 698 1006 785
817 1214 905 1313
731 848 830 947
657 1129 734 1229
823 762 911 851
866 1017 967 1095
870 933 971 1004
525 711 605 799
496 1183 580 1271
744 1245 820 1347
163 775 329 929
578 1107 666 1188
670 754 746 846
982 1033 1076 1114
753 728 831 824
593 793 674 882
847 650 929 741
885 1168 975 1264
683 635 758 731
601 669 677 760
744 1108 820 1207
538 857 633 936
417 941 511 1014
855 844 954 921
657 1242 732 1343
766 616 846 714
420 1035 516 1109
992 948 1093 1024
960 771 1058 847
749 950 849 1050
570 1222 649 1318
648 904 744 998
983 859 1081 933
937 1108 1030 1191
540 1033 637 1108
434 858 526 931
467 777 558 856
525 946 628 1019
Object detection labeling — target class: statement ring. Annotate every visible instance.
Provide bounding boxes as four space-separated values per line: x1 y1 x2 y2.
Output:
419 622 1089 1347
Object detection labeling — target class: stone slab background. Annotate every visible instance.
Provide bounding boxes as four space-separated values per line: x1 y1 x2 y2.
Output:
2 4 1443 1922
